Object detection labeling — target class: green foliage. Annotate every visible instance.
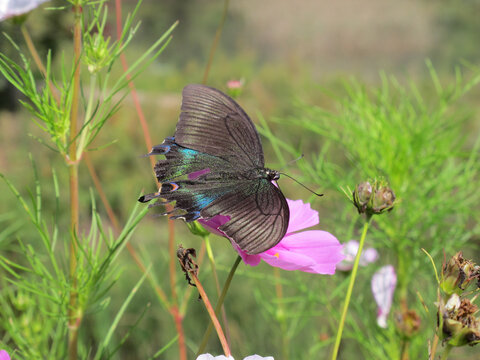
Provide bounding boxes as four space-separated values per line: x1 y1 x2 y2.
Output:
259 64 480 358
0 0 177 358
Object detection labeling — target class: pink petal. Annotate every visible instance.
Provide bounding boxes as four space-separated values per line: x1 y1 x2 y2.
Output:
0 350 10 360
234 245 262 266
198 215 230 237
371 265 397 328
259 230 344 274
243 356 274 360
285 199 319 234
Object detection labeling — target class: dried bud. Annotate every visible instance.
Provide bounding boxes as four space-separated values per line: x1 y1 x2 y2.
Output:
177 245 198 287
352 179 395 216
441 252 480 296
395 308 421 338
440 294 480 347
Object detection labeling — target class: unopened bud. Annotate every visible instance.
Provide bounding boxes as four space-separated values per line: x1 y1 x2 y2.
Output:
353 182 372 213
186 221 211 238
352 179 395 216
372 187 395 213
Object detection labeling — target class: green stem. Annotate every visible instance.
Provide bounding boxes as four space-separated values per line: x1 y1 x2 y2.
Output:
331 216 372 360
196 256 241 357
274 266 289 359
202 0 230 84
76 74 97 159
68 4 83 360
440 344 452 360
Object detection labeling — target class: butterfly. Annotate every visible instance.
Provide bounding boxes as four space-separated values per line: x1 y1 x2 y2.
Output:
139 84 289 255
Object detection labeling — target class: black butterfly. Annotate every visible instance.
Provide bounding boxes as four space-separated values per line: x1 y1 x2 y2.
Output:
139 84 289 254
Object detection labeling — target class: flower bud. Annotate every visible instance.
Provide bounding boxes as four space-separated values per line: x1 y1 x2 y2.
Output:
352 179 395 216
372 187 395 213
186 220 211 238
226 79 244 98
84 33 112 74
353 182 372 213
441 252 480 296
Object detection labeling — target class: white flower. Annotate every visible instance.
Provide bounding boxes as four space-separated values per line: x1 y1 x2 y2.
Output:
371 265 397 328
196 354 274 360
0 0 50 22
196 355 234 360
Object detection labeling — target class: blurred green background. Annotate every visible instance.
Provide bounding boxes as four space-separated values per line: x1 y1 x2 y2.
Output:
1 0 480 359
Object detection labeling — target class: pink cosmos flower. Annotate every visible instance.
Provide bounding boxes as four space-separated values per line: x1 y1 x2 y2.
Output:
0 0 50 21
0 350 10 360
371 265 397 328
336 240 379 271
199 199 344 274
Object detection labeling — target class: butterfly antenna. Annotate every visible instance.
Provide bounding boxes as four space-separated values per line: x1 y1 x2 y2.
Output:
279 154 305 171
279 172 324 197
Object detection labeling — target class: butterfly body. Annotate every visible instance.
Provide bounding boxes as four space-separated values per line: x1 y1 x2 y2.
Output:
140 84 289 254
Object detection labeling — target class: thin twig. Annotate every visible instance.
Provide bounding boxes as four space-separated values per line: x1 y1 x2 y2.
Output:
196 256 241 357
202 0 230 84
114 1 185 359
192 270 231 357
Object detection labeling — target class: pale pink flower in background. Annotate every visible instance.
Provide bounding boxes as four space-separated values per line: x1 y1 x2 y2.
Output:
226 79 244 98
226 79 243 89
0 350 10 360
196 355 273 360
371 265 397 328
336 240 379 271
196 355 234 360
199 199 344 275
0 0 49 21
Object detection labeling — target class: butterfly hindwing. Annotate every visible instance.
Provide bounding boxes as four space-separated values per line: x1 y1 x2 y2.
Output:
201 179 289 254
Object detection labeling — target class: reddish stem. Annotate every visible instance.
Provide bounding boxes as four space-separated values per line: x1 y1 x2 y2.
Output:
192 272 231 356
114 1 184 359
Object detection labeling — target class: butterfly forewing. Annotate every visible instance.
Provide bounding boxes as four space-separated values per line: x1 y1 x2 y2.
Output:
175 84 264 169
